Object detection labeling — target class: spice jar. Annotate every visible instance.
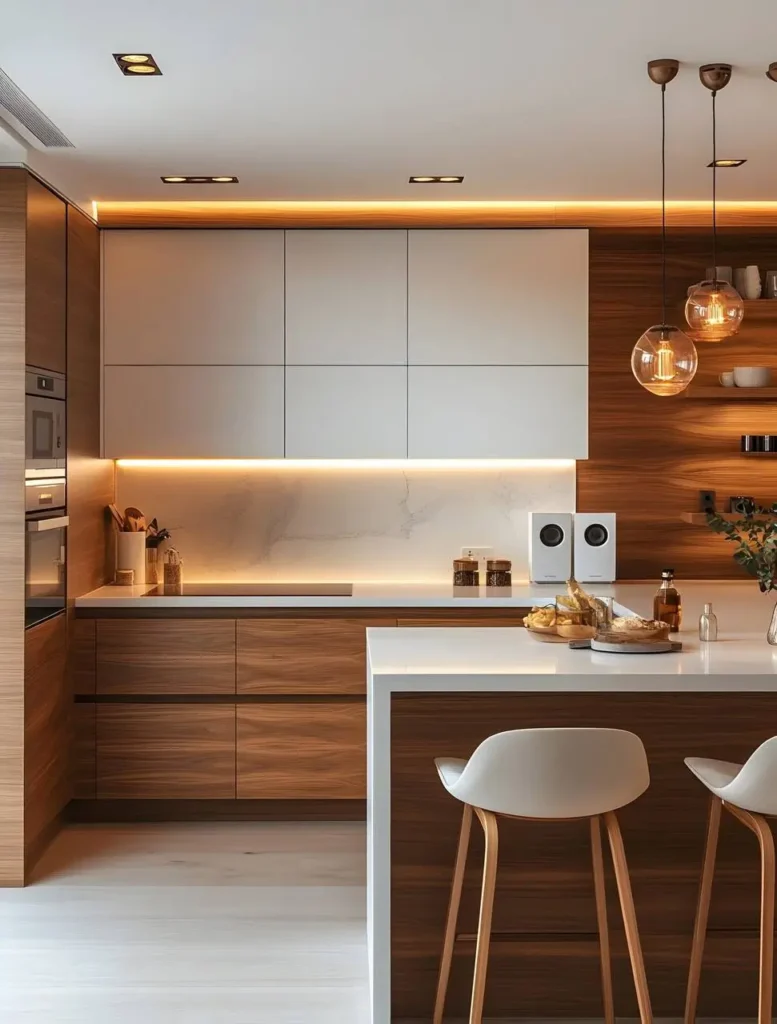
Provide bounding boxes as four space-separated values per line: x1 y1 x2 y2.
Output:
163 548 183 592
453 558 479 587
486 559 512 587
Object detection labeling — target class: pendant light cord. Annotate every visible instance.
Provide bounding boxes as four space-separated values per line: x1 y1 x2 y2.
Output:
661 82 667 325
711 88 717 276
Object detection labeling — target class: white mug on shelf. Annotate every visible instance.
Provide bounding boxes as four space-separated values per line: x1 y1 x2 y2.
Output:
719 371 736 387
706 266 732 284
733 366 772 388
733 268 748 296
744 265 762 300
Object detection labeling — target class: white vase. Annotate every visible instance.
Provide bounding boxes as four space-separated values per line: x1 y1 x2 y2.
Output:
744 265 762 300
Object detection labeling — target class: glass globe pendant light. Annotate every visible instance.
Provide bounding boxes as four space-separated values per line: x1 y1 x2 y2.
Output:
685 64 744 341
632 60 698 397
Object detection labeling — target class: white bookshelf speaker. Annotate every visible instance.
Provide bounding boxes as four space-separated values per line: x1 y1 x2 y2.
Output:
529 512 573 583
574 513 617 583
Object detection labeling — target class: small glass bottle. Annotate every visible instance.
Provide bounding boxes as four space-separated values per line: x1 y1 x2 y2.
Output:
654 569 682 633
698 603 718 642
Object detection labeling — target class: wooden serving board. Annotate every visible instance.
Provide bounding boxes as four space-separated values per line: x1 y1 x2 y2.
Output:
570 634 682 654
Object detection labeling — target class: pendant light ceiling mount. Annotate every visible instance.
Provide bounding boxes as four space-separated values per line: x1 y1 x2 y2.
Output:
647 58 679 86
699 63 733 92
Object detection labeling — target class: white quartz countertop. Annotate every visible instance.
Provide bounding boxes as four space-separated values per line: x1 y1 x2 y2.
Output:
75 580 621 609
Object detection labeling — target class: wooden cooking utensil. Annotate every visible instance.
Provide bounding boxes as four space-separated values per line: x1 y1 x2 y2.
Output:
107 503 125 531
124 507 146 532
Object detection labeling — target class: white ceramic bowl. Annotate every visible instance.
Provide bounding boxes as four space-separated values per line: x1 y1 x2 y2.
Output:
734 367 772 388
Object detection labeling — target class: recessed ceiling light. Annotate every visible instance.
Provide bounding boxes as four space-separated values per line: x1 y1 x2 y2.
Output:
160 175 240 184
409 175 464 184
113 53 162 75
707 158 747 168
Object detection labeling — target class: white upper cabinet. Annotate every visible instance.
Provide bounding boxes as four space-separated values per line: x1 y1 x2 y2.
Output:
408 366 588 459
103 366 284 459
103 230 285 365
408 229 588 365
285 231 407 365
285 367 407 458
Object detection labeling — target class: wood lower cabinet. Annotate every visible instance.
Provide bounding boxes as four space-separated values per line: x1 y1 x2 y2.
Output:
25 613 69 863
237 703 366 799
237 617 390 694
96 705 236 799
71 619 96 695
72 702 96 799
96 619 236 694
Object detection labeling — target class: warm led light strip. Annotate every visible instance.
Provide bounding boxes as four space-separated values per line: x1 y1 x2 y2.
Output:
116 459 575 470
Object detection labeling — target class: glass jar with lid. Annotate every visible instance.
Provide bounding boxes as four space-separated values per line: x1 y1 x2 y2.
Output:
453 558 479 587
486 559 512 587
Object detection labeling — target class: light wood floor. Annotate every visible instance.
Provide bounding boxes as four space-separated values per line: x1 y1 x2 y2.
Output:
0 821 368 1023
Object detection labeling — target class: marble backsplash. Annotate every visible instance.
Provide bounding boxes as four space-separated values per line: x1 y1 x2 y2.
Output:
116 463 576 582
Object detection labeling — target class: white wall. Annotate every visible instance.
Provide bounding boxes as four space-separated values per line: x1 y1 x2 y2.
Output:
116 462 575 583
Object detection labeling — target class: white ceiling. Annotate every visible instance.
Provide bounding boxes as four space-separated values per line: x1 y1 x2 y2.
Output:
3 0 777 209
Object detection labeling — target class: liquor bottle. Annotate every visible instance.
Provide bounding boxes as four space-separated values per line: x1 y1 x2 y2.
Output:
653 569 682 633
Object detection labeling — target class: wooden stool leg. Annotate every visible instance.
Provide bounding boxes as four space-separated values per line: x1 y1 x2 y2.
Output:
591 816 615 1024
604 810 653 1024
469 808 499 1024
684 795 722 1024
727 805 775 1024
433 803 473 1024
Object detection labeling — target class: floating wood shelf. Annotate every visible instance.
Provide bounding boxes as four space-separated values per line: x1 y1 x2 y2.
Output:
681 511 775 525
683 386 777 399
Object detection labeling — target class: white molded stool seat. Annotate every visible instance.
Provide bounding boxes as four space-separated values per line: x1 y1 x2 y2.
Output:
435 726 650 819
433 727 652 1024
686 736 777 815
685 736 777 1024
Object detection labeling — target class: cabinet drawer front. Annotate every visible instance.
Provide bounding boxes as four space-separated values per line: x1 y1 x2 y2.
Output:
237 618 387 694
71 619 96 695
237 703 365 799
96 705 236 799
96 620 236 694
72 703 96 799
396 615 526 627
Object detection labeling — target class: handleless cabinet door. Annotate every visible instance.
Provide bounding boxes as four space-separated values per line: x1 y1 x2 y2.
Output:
285 230 407 364
408 365 588 459
237 703 365 799
103 230 284 365
103 365 284 458
408 229 588 366
285 366 407 458
26 177 66 374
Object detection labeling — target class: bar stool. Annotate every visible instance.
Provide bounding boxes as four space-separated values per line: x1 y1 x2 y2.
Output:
684 738 777 1024
433 727 652 1024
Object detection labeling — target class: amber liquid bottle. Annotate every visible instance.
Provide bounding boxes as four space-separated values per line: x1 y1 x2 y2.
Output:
653 569 682 633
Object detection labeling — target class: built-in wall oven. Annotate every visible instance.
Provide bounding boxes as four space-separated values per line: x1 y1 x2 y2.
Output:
25 367 67 628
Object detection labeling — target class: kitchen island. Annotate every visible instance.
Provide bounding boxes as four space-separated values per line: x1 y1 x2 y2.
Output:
367 589 777 1022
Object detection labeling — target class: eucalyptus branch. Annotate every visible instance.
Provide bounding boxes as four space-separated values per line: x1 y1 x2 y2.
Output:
706 504 777 592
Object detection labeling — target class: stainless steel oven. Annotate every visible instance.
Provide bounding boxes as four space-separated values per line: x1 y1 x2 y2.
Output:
26 366 66 474
25 480 68 629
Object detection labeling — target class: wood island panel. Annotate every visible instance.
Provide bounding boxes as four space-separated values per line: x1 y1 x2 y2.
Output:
390 692 777 1019
96 704 236 799
237 617 392 694
96 619 236 694
25 177 66 373
237 702 365 799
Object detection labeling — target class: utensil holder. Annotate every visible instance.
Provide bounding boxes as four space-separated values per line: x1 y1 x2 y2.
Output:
116 531 146 586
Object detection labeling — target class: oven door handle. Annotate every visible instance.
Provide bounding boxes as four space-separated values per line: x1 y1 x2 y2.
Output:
27 515 69 532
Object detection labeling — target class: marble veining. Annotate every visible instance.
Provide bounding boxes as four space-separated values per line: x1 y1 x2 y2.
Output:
116 464 575 581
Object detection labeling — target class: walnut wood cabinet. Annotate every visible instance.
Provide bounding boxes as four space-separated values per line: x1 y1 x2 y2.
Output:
237 616 392 694
96 705 236 799
237 703 366 799
96 619 236 694
76 609 527 808
26 177 67 373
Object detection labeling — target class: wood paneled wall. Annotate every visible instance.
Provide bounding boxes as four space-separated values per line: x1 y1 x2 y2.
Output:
0 170 27 885
579 228 777 579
